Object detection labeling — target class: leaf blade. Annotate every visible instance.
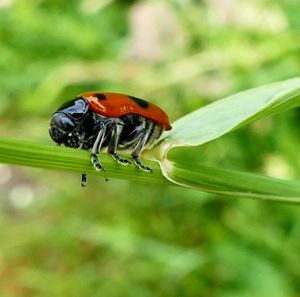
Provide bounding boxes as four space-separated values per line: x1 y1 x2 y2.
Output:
159 77 300 153
0 138 167 184
151 77 300 203
160 158 300 203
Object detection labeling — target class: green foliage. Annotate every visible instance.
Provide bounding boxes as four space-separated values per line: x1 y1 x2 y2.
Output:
1 1 300 296
160 78 300 150
0 138 165 183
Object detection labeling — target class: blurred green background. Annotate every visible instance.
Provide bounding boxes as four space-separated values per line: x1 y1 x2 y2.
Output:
1 0 300 296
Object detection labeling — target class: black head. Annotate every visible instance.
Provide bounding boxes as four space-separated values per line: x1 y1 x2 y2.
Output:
49 98 89 148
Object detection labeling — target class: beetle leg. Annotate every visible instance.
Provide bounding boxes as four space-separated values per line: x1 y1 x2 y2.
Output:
81 122 106 187
131 121 154 173
91 122 106 172
107 120 131 165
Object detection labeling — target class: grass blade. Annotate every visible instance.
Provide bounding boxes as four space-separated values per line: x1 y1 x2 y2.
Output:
157 77 300 157
160 158 300 203
0 138 167 184
2 137 300 203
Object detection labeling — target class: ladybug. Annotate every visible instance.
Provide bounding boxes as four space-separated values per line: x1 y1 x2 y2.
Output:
49 92 172 186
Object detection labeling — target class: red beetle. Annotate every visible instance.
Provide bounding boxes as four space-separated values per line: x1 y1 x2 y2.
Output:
49 92 172 185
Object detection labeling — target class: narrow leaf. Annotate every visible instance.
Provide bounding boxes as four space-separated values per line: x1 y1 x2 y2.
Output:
1 138 300 203
150 77 300 203
0 138 166 184
157 77 300 156
160 158 300 203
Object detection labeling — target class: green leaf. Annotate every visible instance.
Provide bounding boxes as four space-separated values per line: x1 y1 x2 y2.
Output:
0 138 166 184
1 137 300 202
3 137 300 203
157 77 300 157
148 77 300 203
160 158 300 203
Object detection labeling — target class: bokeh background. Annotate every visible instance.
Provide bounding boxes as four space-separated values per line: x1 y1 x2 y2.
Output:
1 0 300 296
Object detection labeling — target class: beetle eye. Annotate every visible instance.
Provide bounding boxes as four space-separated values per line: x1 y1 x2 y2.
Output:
60 116 76 130
51 113 76 132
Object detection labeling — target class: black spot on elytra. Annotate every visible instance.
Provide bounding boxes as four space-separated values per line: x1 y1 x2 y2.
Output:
94 93 106 100
128 95 149 109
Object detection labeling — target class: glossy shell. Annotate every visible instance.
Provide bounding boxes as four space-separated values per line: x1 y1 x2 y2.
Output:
79 91 172 130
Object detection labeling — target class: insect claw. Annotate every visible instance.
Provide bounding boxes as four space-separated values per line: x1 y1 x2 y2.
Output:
131 156 153 173
91 153 105 172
